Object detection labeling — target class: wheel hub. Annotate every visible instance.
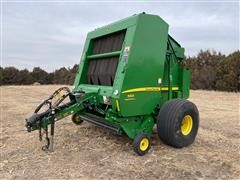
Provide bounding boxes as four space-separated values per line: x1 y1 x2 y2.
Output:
139 138 149 151
181 115 193 135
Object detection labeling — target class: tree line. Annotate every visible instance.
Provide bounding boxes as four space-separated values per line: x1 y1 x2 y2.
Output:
185 50 239 91
0 50 239 91
0 65 78 86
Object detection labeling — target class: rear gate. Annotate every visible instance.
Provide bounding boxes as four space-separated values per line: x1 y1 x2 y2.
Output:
87 30 126 86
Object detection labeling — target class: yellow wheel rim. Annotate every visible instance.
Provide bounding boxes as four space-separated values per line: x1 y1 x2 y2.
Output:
139 138 149 151
181 115 193 136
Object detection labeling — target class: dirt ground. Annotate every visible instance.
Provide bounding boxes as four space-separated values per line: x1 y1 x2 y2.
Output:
0 85 239 179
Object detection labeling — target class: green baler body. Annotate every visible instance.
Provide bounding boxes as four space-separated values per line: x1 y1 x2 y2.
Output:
71 13 190 138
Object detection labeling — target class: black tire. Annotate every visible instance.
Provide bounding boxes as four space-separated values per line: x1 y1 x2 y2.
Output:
157 99 199 148
72 113 83 125
132 133 151 156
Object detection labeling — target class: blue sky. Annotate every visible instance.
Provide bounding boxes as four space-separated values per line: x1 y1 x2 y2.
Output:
1 1 239 71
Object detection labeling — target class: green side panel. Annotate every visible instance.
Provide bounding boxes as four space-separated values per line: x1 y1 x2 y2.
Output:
118 14 169 116
120 116 154 139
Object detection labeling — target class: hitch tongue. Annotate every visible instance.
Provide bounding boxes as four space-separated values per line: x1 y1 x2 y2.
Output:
25 113 40 132
25 87 81 152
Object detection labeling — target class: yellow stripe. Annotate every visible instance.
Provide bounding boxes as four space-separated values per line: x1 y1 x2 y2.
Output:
116 100 120 111
161 87 168 91
122 87 179 93
122 87 160 93
172 87 179 90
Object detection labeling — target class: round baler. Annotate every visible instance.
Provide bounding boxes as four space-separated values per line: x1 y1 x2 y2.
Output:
25 13 199 156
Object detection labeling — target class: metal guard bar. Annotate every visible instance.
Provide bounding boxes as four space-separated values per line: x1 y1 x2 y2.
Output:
87 51 121 59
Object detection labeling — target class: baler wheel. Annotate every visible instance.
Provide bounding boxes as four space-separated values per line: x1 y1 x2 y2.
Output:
72 113 83 125
132 133 151 156
157 99 199 148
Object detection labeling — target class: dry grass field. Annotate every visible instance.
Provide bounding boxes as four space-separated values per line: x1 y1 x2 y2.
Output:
0 85 239 179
